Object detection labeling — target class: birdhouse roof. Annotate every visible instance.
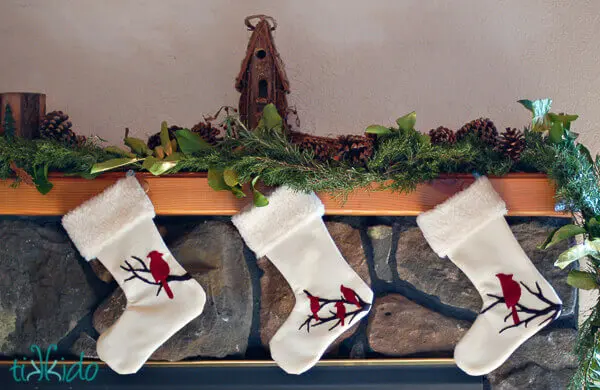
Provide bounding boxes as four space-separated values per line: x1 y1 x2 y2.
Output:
235 18 290 93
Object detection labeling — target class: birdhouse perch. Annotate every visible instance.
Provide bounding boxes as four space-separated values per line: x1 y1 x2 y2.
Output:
235 15 290 130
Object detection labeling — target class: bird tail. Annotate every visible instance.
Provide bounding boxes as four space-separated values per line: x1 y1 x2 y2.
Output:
511 306 520 325
340 317 345 326
162 280 174 299
313 313 320 321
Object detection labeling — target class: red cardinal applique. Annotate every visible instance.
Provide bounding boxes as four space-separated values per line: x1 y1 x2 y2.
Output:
340 284 361 308
496 273 521 325
334 301 346 326
148 250 174 299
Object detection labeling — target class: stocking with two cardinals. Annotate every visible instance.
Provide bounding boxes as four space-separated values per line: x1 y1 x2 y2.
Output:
63 176 206 375
417 177 562 376
233 186 373 374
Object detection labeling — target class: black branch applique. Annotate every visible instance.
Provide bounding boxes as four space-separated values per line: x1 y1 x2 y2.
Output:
299 285 371 332
120 253 192 300
481 280 562 334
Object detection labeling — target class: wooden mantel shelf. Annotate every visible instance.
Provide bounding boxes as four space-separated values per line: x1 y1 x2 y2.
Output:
0 173 566 217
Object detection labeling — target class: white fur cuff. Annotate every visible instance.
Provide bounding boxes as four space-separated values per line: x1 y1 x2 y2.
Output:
417 177 507 257
62 176 155 261
232 186 325 257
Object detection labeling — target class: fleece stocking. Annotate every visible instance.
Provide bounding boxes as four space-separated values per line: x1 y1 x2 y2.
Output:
233 186 373 374
417 177 562 376
62 176 206 374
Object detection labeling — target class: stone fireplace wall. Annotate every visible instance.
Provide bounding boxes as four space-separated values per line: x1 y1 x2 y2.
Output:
0 216 577 389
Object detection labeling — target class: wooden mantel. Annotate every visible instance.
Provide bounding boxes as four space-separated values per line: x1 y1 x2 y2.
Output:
0 173 566 217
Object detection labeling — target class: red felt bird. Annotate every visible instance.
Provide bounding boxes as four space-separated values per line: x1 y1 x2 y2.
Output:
340 285 361 308
496 273 521 325
308 294 321 321
148 250 174 299
335 301 347 326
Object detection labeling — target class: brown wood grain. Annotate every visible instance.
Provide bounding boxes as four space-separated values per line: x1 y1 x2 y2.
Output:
0 173 566 217
0 92 45 138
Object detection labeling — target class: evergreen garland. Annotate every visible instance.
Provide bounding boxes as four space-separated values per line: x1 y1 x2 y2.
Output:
2 99 600 387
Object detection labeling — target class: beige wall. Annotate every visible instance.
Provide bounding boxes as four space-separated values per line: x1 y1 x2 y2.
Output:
0 0 599 149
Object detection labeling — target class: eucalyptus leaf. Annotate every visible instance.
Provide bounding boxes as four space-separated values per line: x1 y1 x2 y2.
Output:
91 157 140 174
365 125 392 135
33 164 53 195
160 121 173 156
175 129 212 155
396 111 417 132
549 121 564 144
567 270 598 290
207 168 229 191
223 169 239 187
538 224 586 249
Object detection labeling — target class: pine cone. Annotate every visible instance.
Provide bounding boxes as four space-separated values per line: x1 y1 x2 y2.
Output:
498 127 525 162
290 132 337 162
147 125 182 150
335 135 374 166
429 126 456 145
191 121 221 145
40 110 78 146
456 118 498 146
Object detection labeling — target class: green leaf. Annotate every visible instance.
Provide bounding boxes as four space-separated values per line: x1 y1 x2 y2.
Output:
517 99 534 112
588 217 600 239
251 176 269 207
124 137 152 156
223 169 239 187
104 146 136 158
567 270 598 290
142 156 177 176
261 104 283 130
33 164 53 195
207 168 230 191
548 121 564 144
174 129 212 156
538 224 586 249
548 112 579 125
230 185 247 198
160 121 173 156
555 239 600 269
164 152 183 161
396 111 416 132
365 125 392 135
91 157 140 174
519 98 552 132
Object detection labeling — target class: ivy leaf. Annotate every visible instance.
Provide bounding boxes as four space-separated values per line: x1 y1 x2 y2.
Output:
160 121 173 156
548 121 564 144
538 224 586 249
365 125 392 135
555 239 600 269
175 129 212 156
207 168 230 191
396 111 417 132
223 169 239 187
33 164 53 195
251 176 269 207
91 157 140 174
261 104 283 130
567 270 598 290
142 156 177 176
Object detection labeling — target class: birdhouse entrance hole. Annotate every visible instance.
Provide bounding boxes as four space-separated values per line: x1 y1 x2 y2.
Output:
255 49 267 59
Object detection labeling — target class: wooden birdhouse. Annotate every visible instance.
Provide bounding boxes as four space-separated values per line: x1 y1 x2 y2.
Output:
236 15 290 130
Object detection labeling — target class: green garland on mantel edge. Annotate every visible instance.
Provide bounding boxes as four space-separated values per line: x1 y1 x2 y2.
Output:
1 98 600 388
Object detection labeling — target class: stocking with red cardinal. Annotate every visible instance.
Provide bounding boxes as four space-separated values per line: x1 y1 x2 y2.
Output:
233 186 373 375
417 177 562 376
62 176 206 375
